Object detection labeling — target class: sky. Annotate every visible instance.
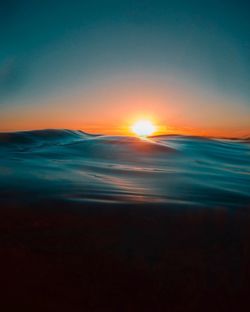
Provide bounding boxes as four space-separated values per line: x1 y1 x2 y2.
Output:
0 0 249 137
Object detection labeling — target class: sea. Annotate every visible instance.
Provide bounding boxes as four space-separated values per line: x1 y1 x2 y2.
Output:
0 129 249 208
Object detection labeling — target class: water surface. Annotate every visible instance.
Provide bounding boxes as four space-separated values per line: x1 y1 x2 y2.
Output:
0 129 249 208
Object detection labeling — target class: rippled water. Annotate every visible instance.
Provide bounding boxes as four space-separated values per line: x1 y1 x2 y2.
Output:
0 129 249 208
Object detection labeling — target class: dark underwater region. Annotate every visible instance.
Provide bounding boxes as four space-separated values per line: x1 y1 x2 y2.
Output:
0 129 250 311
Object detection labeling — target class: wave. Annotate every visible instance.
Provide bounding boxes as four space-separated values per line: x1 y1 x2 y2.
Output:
0 129 248 148
0 129 93 147
0 129 249 207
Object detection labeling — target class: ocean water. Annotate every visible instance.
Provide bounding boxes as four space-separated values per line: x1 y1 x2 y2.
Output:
0 129 249 208
1 129 250 310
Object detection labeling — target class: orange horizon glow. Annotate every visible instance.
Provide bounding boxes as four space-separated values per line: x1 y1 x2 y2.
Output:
0 75 249 139
0 109 249 138
0 120 248 138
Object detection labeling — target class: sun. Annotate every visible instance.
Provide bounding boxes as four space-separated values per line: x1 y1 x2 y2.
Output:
132 120 156 137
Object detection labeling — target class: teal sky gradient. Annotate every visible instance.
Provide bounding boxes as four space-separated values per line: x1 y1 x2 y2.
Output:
0 0 249 136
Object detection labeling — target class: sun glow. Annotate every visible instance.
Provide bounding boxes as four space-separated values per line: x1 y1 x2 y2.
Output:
132 120 156 137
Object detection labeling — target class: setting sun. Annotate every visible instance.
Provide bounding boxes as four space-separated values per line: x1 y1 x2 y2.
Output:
132 120 156 137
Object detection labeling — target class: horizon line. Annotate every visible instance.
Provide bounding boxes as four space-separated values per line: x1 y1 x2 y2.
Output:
0 127 249 140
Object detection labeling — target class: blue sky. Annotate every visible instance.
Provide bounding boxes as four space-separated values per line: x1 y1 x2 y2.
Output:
0 0 249 136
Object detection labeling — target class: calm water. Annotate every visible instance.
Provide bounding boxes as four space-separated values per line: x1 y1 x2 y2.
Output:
0 129 249 208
